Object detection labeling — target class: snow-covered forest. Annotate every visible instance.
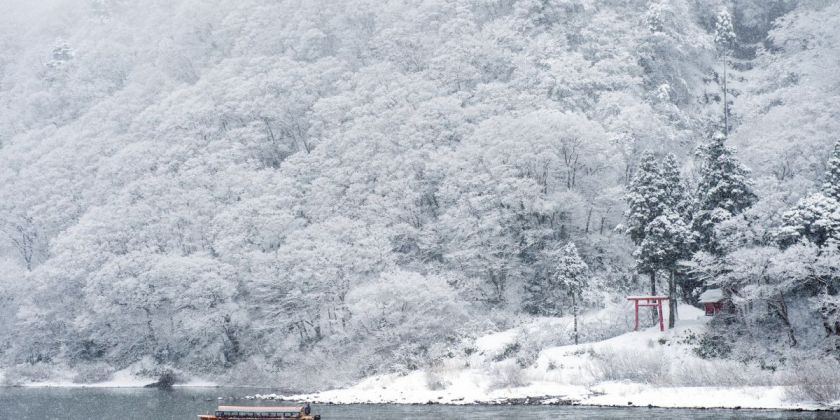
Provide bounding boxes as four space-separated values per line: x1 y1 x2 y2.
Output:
0 0 838 396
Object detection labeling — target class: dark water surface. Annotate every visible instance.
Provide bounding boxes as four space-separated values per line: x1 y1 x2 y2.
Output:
0 387 834 420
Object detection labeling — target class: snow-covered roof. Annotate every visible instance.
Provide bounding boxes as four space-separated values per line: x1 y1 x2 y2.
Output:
698 288 724 303
217 406 303 412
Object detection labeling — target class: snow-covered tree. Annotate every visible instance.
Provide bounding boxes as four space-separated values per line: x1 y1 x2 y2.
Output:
661 153 689 217
523 264 555 316
692 133 757 254
638 0 714 109
624 152 666 300
779 193 840 250
552 242 588 345
635 211 691 328
714 8 736 135
346 270 471 373
0 212 45 271
779 142 840 250
822 141 840 201
625 152 665 245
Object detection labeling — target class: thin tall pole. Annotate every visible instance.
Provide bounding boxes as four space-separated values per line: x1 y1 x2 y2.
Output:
634 300 640 331
658 299 665 332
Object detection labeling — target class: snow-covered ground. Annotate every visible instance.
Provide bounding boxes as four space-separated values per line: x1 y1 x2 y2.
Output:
261 305 835 411
21 368 157 388
1 365 217 388
21 373 217 388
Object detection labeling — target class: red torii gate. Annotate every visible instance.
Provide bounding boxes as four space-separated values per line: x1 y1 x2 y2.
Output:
627 296 670 332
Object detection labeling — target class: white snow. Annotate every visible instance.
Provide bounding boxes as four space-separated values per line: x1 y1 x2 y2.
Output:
585 382 800 409
16 367 217 388
23 368 151 388
474 329 519 356
270 304 830 411
698 288 723 303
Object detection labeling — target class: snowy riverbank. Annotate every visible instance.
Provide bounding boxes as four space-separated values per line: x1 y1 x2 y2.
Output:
254 305 838 411
0 365 216 388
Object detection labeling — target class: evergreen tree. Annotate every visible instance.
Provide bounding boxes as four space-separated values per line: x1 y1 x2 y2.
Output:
692 133 757 254
661 153 702 302
635 211 692 328
625 152 667 313
661 153 689 217
553 242 588 344
656 153 692 324
780 142 840 250
822 141 840 201
714 9 735 136
779 193 840 249
625 152 666 245
523 270 554 316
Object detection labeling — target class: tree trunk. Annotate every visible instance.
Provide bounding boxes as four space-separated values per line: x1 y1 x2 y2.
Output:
572 292 579 345
776 291 797 347
650 271 657 324
584 207 593 234
668 269 677 329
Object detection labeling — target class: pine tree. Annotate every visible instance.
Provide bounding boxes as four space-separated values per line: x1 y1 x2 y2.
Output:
635 211 691 328
624 152 669 323
779 193 840 249
523 271 553 316
713 9 735 55
780 141 840 250
625 152 666 245
692 133 757 254
553 242 588 344
657 153 692 324
822 141 840 201
661 153 689 217
714 9 735 136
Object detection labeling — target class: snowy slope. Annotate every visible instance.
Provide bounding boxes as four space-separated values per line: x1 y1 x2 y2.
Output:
267 305 831 410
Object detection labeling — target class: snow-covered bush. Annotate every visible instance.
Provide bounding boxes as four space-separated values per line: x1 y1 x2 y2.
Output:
487 360 528 390
71 362 115 384
588 347 667 384
512 300 637 368
667 358 777 387
785 358 840 404
424 365 451 391
1 363 56 385
691 331 733 359
589 344 784 387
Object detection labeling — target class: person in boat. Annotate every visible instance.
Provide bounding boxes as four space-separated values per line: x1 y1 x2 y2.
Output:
304 402 311 415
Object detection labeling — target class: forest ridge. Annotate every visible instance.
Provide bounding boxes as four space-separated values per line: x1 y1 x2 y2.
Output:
0 0 838 391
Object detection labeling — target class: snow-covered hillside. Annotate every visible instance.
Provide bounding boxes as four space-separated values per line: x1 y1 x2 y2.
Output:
1 0 839 402
271 305 836 410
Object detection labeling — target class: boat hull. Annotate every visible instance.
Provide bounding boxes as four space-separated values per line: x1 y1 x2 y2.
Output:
199 416 319 420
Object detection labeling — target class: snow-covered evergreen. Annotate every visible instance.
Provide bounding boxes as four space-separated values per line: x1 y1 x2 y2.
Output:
822 141 840 201
551 242 588 345
691 133 757 254
624 152 666 247
636 211 691 327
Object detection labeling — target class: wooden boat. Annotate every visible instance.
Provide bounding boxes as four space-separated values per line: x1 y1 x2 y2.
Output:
198 405 320 420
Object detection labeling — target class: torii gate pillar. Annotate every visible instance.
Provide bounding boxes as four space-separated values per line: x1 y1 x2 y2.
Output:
626 296 670 332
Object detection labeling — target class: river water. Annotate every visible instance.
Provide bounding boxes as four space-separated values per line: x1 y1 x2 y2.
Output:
0 387 834 420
